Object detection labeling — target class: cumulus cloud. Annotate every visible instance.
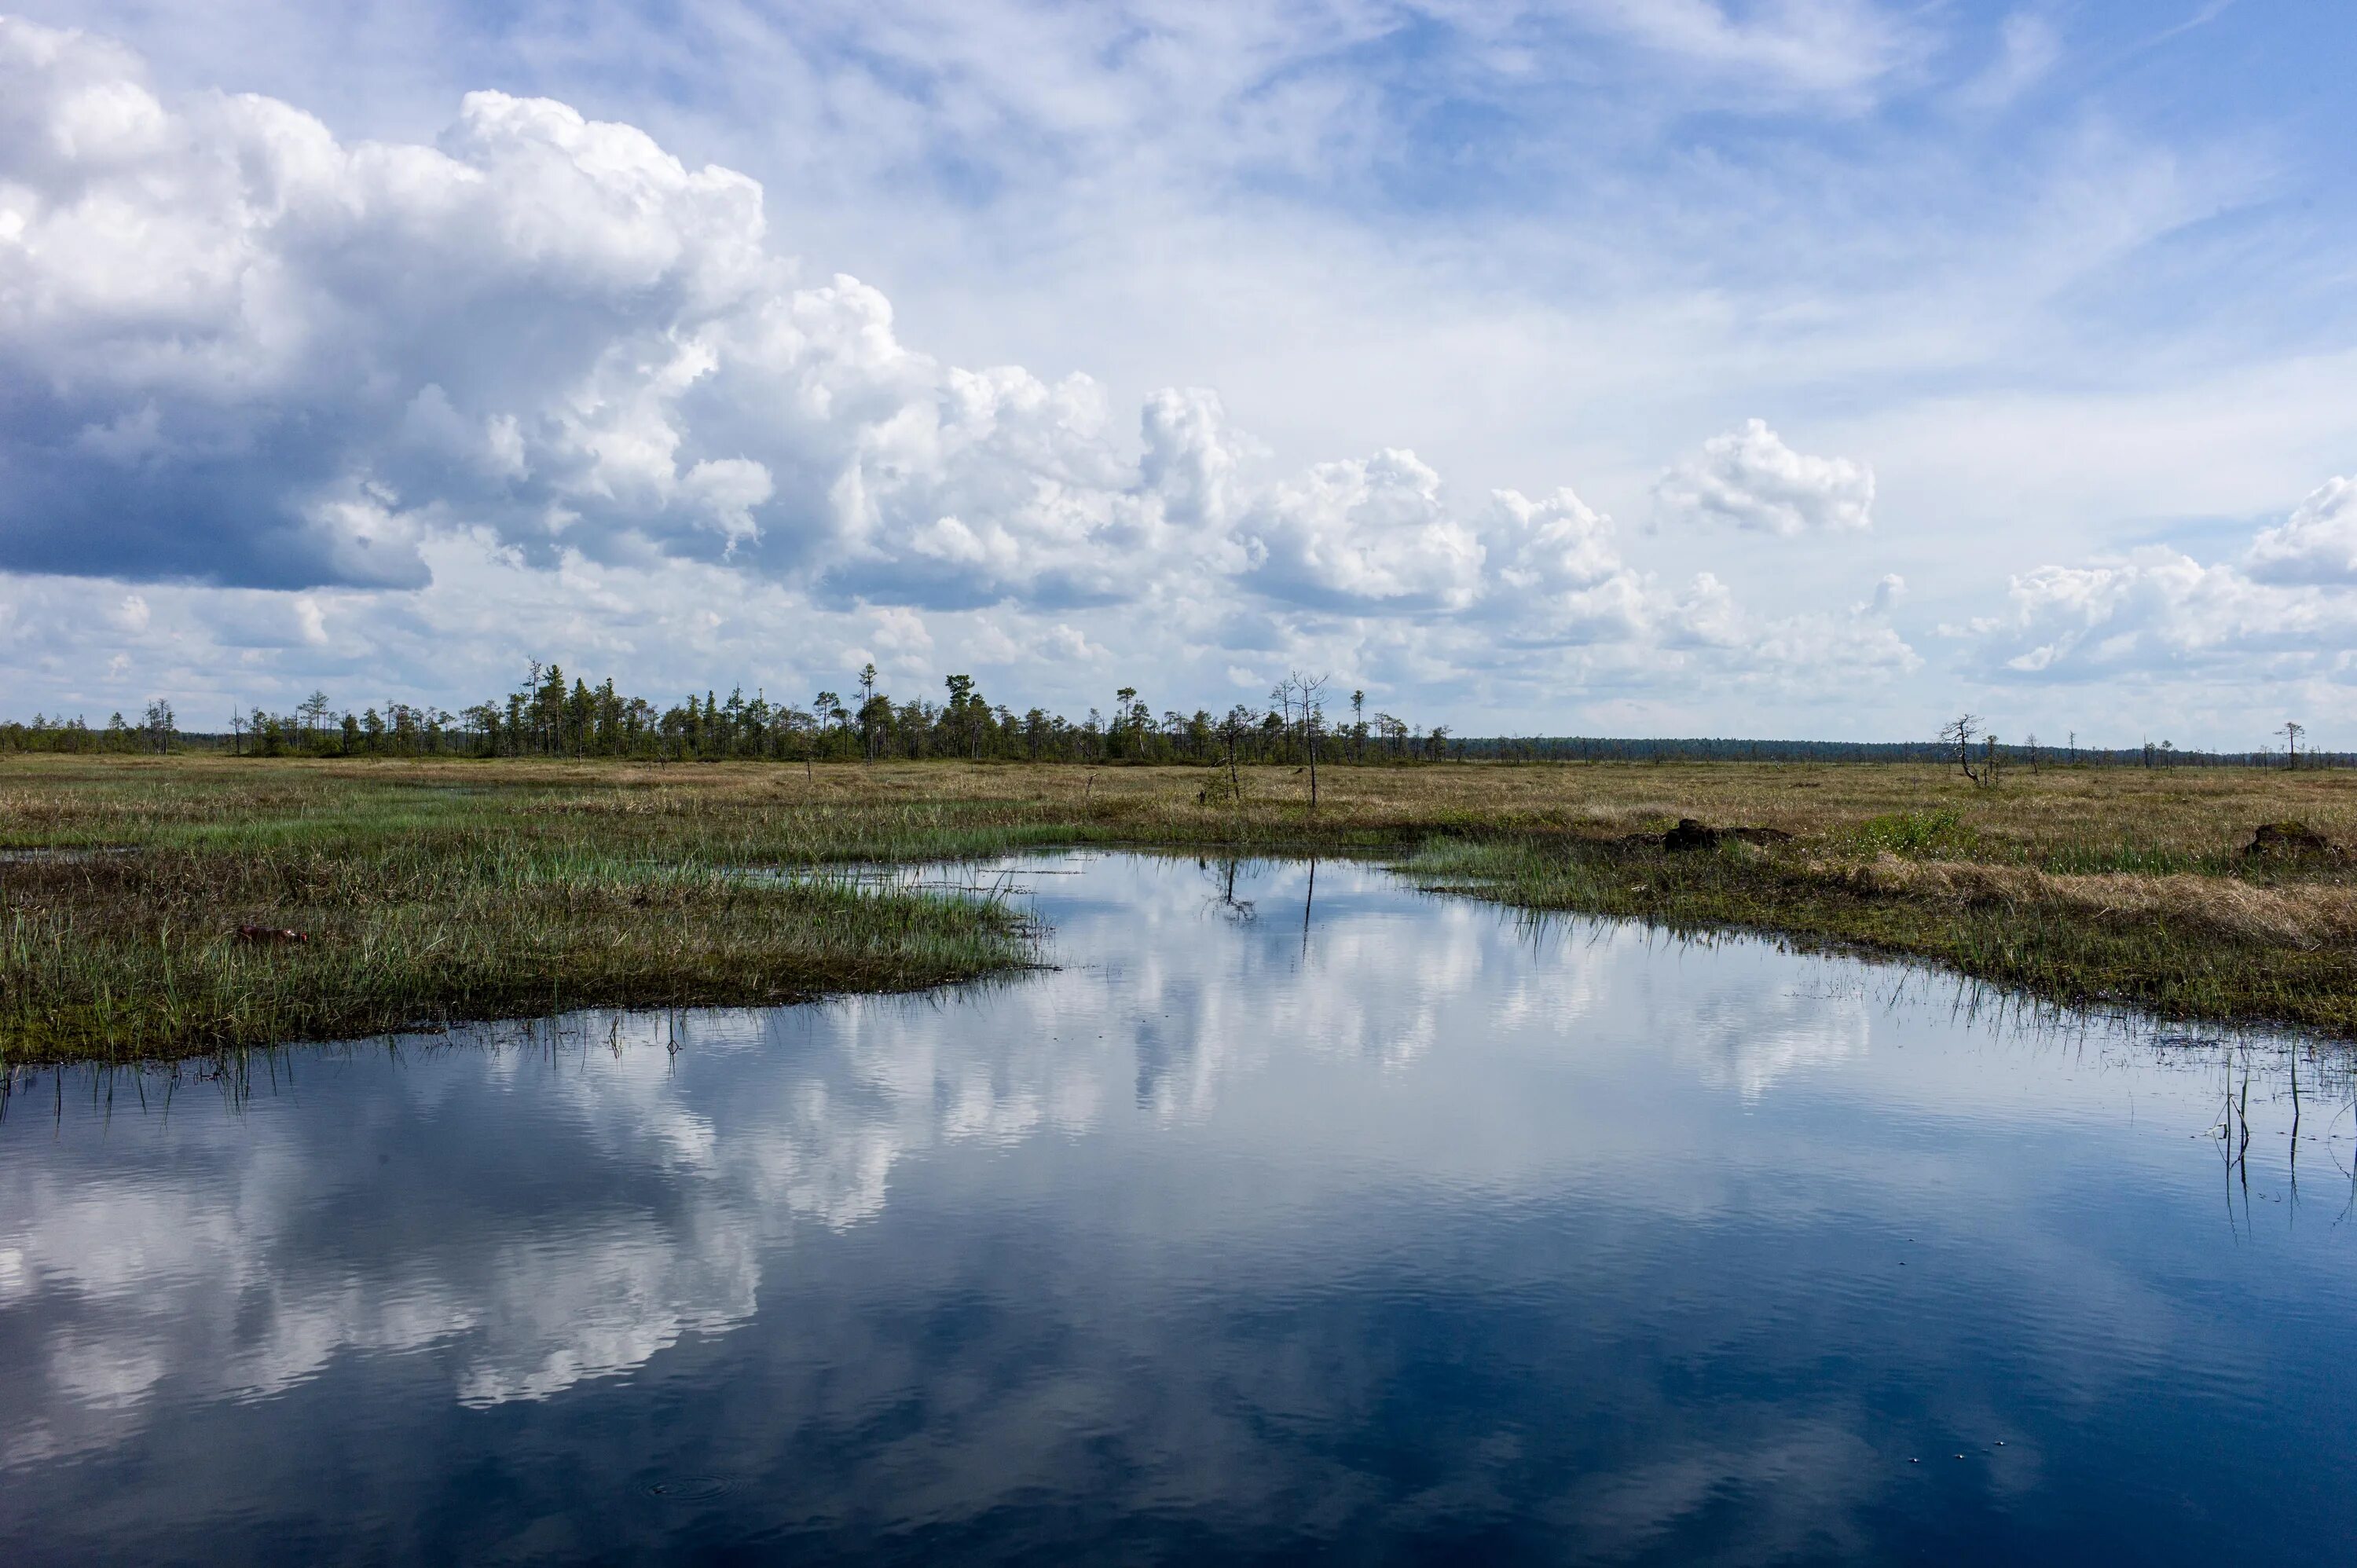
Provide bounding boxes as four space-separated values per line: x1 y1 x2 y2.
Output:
0 18 1199 600
1963 478 2357 685
1241 449 1486 611
2245 475 2357 585
0 18 1922 722
1653 419 1876 537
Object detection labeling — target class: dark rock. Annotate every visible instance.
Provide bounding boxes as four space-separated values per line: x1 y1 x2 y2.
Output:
2246 821 2332 856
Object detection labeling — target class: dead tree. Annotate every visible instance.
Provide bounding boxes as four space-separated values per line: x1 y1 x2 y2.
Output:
1940 713 1982 785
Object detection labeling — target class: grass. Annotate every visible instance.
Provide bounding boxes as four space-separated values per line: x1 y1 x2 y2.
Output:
0 759 1046 1063
5 753 2356 1061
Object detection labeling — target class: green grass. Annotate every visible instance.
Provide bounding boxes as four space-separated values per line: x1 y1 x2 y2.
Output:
0 769 1046 1063
1846 807 1974 857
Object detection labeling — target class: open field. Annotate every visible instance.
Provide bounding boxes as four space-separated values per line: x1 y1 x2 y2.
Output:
5 753 2355 1061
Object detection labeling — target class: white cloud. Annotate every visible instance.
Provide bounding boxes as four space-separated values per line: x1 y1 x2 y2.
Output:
0 18 1923 727
1571 0 1927 106
1241 448 1486 610
1963 480 2357 690
1653 419 1876 537
2245 475 2357 585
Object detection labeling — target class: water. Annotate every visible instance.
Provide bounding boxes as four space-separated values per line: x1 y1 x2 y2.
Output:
3 853 2352 1564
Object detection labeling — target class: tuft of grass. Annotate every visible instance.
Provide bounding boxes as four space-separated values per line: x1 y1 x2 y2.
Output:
1847 807 1974 857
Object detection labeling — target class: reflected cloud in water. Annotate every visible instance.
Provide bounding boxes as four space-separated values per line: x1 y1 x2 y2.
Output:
2 854 2354 1563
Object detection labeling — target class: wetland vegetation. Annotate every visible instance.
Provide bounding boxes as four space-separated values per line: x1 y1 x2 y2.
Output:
4 753 2355 1063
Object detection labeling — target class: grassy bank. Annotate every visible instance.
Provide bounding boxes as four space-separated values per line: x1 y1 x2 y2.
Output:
5 754 2356 1061
0 758 1048 1063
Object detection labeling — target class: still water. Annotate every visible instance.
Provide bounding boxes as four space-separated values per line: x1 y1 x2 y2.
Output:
3 853 2353 1563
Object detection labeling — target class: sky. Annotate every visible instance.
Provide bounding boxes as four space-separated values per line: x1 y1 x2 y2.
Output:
2 1 2353 746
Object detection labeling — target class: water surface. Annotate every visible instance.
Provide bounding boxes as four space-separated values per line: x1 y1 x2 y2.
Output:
3 853 2352 1563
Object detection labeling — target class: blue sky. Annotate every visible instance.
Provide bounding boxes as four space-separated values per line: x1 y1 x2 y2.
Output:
2 1 2353 745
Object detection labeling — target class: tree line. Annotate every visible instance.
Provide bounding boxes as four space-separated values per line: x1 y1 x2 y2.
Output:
0 664 1452 768
1464 729 2346 770
0 669 2333 769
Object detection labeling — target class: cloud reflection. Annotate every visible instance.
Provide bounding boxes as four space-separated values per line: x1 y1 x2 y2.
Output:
2 854 2350 1563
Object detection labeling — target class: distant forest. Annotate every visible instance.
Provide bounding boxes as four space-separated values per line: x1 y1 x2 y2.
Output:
0 661 2338 769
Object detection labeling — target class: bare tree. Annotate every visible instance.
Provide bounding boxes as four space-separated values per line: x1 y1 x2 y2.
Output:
1217 707 1245 808
1275 671 1329 808
1939 713 1981 785
141 698 176 754
1304 676 1326 808
2280 720 2305 770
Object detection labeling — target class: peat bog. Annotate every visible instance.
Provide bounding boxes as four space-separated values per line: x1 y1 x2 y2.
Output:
5 753 2357 1063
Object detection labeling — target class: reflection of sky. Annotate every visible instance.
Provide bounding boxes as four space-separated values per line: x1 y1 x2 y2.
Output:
2 854 2354 1563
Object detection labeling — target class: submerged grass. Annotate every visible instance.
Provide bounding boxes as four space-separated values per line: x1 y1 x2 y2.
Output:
5 753 2357 1060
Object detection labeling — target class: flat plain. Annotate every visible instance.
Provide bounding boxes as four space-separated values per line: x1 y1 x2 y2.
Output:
4 754 2354 1062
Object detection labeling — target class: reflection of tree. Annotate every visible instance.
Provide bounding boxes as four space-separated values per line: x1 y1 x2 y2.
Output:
1200 856 1255 923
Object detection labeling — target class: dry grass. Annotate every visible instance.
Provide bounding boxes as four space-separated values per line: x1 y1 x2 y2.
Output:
7 751 2355 859
5 753 2355 1057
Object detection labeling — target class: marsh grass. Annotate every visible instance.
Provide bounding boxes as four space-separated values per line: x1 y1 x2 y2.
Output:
1406 833 2357 1035
0 764 1047 1061
6 753 2357 1060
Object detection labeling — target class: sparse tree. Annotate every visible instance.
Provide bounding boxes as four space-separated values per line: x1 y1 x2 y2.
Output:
1272 671 1329 808
298 690 333 749
1939 713 1982 785
1114 686 1138 757
1216 705 1248 807
2280 720 2305 770
140 698 175 754
857 664 878 760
